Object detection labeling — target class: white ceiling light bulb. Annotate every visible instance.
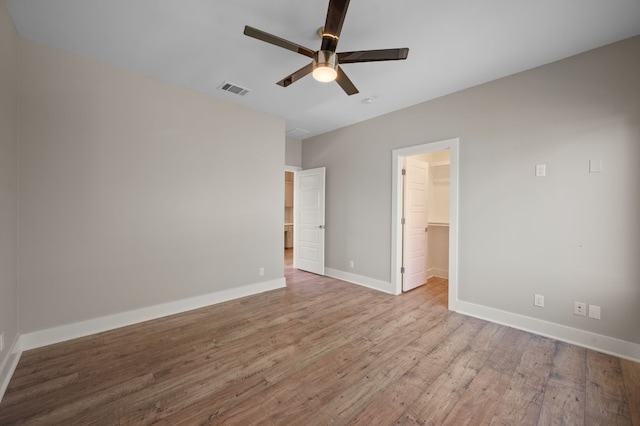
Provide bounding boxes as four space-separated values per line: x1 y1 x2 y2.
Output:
313 50 337 82
313 66 337 82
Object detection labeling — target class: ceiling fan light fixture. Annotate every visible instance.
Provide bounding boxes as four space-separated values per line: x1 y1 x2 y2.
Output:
313 50 338 82
243 0 409 95
313 66 337 82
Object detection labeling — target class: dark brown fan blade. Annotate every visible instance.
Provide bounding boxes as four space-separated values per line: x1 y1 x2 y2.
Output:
338 48 409 64
321 0 350 52
335 66 358 95
244 26 315 58
276 63 314 87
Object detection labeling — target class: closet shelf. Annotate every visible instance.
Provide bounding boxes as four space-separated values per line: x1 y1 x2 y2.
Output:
428 221 449 227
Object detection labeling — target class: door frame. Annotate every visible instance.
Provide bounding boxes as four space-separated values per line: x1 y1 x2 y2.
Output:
391 138 459 311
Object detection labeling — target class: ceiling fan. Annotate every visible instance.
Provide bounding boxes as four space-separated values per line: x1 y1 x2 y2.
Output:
243 0 409 95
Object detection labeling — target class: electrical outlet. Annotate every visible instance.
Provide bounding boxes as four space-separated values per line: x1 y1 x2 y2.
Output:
589 305 601 320
534 294 544 307
349 260 355 269
259 267 265 277
574 302 586 316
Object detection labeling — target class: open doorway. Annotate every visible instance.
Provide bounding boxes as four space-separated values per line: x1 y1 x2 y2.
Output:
391 138 459 311
283 167 327 276
402 150 450 292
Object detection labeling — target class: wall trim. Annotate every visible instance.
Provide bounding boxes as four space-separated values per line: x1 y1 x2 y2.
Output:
18 278 286 352
325 270 640 362
0 336 22 403
5 275 638 402
428 268 449 279
1 278 285 402
325 267 395 295
455 300 640 363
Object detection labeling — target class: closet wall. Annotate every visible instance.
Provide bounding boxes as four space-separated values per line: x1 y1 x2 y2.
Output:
284 171 294 248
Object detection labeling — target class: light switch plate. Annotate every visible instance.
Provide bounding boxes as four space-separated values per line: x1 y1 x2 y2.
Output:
589 305 601 320
589 159 602 173
535 164 546 177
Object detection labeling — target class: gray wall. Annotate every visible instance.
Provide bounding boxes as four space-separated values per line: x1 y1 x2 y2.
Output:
18 39 285 333
285 136 302 167
303 36 640 345
0 0 18 362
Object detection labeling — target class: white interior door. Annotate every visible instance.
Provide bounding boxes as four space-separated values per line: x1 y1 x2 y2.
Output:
402 158 429 291
294 167 325 275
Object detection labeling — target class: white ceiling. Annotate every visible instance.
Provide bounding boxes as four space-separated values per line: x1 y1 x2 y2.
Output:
6 0 640 139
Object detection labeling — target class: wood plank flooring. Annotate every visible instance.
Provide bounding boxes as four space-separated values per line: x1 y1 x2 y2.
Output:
1 249 639 425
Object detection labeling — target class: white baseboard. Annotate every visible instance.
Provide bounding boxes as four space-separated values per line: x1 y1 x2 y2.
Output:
1 278 285 402
428 268 449 279
325 268 395 295
321 271 640 362
5 275 638 403
18 278 286 352
0 336 22 403
455 300 640 363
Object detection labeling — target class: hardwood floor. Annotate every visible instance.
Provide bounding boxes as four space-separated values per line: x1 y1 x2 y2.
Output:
1 249 639 425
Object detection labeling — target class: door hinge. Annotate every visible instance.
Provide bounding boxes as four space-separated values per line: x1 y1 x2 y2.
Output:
401 267 405 274
401 218 405 225
425 226 429 232
402 168 406 176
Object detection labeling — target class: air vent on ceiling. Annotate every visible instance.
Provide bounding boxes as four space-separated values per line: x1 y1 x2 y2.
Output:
286 128 311 138
218 81 250 96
